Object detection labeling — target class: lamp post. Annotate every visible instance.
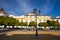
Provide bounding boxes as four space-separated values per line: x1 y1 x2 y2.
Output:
33 8 38 37
33 8 41 37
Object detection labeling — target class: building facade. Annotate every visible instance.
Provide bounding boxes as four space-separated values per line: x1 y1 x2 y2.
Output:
9 12 60 25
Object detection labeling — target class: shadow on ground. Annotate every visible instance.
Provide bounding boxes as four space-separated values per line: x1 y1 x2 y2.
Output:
0 34 60 40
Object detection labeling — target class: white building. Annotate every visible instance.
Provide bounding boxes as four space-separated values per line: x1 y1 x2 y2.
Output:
9 12 53 25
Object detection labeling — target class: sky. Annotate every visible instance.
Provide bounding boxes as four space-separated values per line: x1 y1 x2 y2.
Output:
0 0 60 18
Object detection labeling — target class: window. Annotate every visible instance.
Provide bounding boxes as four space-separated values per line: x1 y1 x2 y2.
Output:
21 20 23 22
39 20 41 21
44 20 46 21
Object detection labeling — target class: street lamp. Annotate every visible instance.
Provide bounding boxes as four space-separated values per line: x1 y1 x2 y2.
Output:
33 8 38 37
33 8 41 37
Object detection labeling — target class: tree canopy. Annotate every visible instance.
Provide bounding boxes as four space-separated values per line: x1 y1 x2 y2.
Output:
29 21 36 27
0 16 19 26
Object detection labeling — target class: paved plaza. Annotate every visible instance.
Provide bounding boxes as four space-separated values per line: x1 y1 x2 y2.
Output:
0 30 60 40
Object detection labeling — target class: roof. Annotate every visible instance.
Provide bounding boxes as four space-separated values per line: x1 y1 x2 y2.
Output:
25 12 50 16
0 8 8 16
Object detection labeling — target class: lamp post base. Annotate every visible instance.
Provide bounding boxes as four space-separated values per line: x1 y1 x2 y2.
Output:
36 33 38 37
32 36 43 39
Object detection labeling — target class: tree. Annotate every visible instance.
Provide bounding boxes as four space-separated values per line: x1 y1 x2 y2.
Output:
0 16 20 28
23 22 28 26
51 21 58 27
29 21 36 27
0 16 4 25
47 20 60 27
19 22 24 26
38 22 49 30
38 22 43 26
38 22 48 26
19 22 28 26
47 20 52 26
8 17 19 28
